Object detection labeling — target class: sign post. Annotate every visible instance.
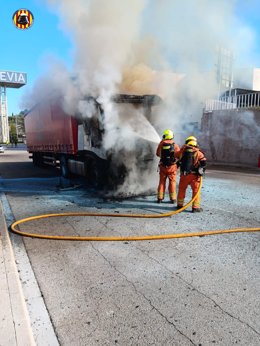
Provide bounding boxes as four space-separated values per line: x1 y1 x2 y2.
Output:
0 70 27 143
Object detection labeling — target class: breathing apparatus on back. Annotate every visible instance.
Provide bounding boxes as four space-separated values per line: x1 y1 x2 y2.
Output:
160 130 175 166
179 136 206 176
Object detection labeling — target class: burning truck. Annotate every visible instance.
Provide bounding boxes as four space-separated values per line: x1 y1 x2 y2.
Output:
24 94 162 189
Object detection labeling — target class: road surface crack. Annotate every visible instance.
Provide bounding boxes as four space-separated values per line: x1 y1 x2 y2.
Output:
137 248 260 337
91 243 196 345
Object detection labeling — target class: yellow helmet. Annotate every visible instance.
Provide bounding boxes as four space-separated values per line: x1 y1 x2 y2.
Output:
163 129 174 140
186 140 197 147
185 135 197 144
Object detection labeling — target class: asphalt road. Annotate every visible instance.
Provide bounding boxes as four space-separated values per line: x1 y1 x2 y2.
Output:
0 144 60 179
0 146 260 346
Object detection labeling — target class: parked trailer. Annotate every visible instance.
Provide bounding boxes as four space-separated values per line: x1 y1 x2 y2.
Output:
24 94 161 187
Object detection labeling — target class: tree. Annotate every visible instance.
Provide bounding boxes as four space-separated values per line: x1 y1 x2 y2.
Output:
9 123 18 147
8 112 26 143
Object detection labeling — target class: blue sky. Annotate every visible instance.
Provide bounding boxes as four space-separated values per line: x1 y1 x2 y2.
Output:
1 0 260 115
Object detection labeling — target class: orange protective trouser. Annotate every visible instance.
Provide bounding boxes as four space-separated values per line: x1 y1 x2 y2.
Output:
157 164 177 201
177 173 201 209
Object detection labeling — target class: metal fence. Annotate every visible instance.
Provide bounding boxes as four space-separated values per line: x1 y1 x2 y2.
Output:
204 92 260 111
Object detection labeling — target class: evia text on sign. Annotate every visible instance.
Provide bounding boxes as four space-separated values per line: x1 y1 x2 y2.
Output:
0 71 27 88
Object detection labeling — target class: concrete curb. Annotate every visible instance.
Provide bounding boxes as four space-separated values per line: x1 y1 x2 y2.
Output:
0 194 59 346
0 203 35 346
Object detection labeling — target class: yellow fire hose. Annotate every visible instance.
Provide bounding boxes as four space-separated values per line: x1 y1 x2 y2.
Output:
10 177 260 241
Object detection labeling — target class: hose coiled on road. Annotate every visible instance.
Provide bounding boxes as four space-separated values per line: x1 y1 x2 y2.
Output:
10 178 260 241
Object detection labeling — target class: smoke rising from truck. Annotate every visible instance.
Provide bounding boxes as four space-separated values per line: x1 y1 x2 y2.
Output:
23 0 259 193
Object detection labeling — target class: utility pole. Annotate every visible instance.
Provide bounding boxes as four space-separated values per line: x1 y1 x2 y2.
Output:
0 85 9 143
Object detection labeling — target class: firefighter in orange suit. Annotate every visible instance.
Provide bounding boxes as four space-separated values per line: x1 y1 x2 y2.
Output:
175 136 207 212
156 129 180 203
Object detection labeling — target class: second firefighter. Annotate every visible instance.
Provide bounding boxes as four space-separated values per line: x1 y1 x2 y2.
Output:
175 136 207 212
156 129 180 203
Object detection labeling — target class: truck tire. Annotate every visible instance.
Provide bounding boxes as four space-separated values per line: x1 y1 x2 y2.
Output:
60 156 70 178
32 153 43 166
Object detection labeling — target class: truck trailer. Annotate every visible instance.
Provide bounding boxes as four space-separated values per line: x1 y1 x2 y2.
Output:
24 94 161 188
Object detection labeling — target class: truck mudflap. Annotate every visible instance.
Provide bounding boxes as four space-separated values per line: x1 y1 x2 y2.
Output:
87 157 106 188
60 155 70 178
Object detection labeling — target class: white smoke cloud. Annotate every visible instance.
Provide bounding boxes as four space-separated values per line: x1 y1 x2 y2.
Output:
47 0 148 96
29 0 258 116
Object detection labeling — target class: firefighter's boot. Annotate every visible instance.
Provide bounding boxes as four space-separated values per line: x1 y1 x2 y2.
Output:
192 207 203 213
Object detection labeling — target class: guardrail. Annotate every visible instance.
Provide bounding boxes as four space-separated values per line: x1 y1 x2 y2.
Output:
205 92 260 111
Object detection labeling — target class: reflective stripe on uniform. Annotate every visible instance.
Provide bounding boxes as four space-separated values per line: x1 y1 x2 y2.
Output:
177 198 184 206
169 192 176 199
157 192 164 199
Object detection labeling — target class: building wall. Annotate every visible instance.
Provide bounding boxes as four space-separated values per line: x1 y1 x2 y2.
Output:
200 109 260 167
252 68 260 90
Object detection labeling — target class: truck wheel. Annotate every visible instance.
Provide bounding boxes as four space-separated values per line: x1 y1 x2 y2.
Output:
32 153 43 166
60 156 70 178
